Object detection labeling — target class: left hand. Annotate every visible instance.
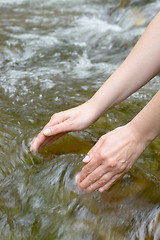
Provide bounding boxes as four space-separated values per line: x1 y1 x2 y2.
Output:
76 124 147 192
30 101 98 152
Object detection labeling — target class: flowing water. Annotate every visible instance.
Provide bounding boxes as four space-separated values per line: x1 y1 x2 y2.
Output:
0 0 160 239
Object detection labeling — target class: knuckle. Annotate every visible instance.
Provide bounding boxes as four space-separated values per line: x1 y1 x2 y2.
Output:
88 149 98 161
82 166 91 175
98 150 106 160
97 178 106 186
65 120 73 130
67 120 73 126
99 135 106 143
90 172 97 182
117 161 126 172
120 165 126 172
51 113 57 119
99 135 104 141
108 159 116 168
103 158 115 169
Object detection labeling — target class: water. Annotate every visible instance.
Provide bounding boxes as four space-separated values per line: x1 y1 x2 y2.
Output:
0 0 160 239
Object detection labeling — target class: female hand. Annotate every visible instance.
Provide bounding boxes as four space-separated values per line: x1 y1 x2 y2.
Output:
77 123 148 192
30 101 98 152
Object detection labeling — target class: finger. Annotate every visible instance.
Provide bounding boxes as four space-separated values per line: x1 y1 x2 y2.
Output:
38 135 54 150
30 136 43 152
30 137 38 152
31 131 65 152
30 119 54 152
30 112 67 152
82 140 102 163
85 172 114 192
82 155 91 163
98 173 122 192
78 165 107 190
40 132 65 149
30 130 48 152
43 120 73 136
79 139 104 183
75 173 82 192
82 163 128 192
47 112 68 127
78 157 102 187
97 164 129 193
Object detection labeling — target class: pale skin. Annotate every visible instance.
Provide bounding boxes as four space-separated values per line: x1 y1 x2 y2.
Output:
30 11 160 192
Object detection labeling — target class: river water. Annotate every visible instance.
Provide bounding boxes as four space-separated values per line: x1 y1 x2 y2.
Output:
0 0 160 239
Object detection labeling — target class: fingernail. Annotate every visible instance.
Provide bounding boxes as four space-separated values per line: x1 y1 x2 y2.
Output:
99 187 104 193
82 155 90 163
43 128 51 136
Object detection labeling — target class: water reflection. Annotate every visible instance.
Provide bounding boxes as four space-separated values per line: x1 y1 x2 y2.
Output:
0 0 160 239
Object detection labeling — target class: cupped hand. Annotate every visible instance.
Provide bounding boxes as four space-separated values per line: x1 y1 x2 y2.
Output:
77 124 147 193
30 101 97 152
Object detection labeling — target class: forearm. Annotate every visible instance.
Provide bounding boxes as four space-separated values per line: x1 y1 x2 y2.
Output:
129 90 160 147
88 11 160 119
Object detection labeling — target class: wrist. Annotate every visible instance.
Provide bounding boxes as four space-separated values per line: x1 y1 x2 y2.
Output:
127 120 154 150
83 99 102 123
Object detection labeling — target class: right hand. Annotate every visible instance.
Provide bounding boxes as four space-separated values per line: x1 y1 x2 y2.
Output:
30 101 97 152
76 123 147 193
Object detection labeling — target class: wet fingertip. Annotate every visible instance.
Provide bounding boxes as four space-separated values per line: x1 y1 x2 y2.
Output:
86 185 94 193
30 146 37 153
82 155 90 163
30 137 38 153
43 128 51 136
75 173 80 186
99 187 104 193
75 174 84 193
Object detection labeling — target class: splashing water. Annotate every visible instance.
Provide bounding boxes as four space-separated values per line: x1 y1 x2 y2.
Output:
0 0 160 239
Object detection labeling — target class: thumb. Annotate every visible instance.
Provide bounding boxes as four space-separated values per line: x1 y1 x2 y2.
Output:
82 136 102 163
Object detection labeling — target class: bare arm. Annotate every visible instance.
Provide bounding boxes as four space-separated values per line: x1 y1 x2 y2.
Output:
77 12 160 192
88 11 160 119
130 89 160 144
30 12 160 156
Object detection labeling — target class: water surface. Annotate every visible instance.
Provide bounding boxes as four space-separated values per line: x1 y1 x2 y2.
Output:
0 0 160 239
